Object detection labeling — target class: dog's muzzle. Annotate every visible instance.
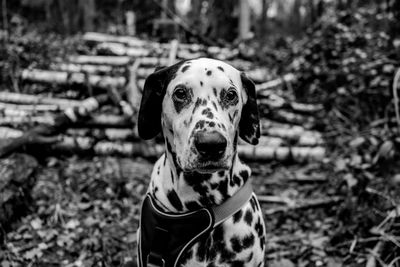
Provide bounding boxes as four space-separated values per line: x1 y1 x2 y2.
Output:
194 131 227 160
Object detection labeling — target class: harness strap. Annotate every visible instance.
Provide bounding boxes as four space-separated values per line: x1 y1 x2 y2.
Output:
212 178 253 226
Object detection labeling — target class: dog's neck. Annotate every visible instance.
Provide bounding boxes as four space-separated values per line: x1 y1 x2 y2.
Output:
148 149 251 213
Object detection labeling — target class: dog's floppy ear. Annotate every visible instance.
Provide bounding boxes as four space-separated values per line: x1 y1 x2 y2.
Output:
239 72 260 145
138 62 183 139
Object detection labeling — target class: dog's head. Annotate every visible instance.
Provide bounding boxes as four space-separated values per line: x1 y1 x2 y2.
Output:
138 58 260 173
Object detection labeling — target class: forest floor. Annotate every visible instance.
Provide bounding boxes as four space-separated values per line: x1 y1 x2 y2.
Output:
1 152 398 267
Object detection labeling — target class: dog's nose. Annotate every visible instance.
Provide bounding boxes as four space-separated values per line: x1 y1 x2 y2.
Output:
194 131 227 159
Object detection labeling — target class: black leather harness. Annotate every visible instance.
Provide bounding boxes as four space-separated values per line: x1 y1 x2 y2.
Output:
137 179 253 267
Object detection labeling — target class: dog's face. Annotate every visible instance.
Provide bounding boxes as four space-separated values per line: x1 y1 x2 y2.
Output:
138 58 260 173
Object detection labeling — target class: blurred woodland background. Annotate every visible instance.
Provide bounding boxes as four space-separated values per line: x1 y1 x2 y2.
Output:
1 0 400 266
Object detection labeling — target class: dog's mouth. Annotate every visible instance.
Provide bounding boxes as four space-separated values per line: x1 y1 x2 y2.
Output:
192 161 229 173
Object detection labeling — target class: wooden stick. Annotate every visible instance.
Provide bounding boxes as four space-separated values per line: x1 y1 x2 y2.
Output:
83 32 148 47
51 63 119 74
264 196 343 215
68 55 132 66
0 102 60 112
95 42 150 57
0 127 23 139
0 92 81 107
21 69 127 88
256 74 296 94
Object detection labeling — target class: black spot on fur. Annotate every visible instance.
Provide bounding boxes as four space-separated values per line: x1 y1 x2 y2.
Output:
239 169 249 183
230 236 242 252
255 218 264 238
195 120 206 130
250 197 257 211
212 101 218 111
231 174 241 186
184 171 212 186
218 170 225 177
233 131 238 154
232 110 238 120
201 99 207 106
167 190 183 211
181 65 190 73
193 98 202 114
209 121 215 127
229 113 234 123
157 165 160 175
218 179 229 200
213 227 235 262
217 66 224 72
165 137 182 176
260 236 265 250
242 233 255 249
247 252 253 262
170 170 175 183
200 81 203 86
206 70 212 76
201 108 214 119
221 124 226 131
244 209 253 226
233 209 242 223
213 88 217 97
231 233 254 254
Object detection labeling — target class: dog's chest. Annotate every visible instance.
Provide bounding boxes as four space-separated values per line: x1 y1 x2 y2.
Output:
146 154 266 266
177 195 265 266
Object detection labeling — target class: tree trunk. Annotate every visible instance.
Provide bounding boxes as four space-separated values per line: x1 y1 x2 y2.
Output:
239 0 251 39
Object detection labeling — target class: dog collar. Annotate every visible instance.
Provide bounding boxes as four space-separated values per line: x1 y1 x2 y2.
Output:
138 179 253 267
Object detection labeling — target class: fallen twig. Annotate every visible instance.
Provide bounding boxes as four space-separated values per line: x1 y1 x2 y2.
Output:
264 197 343 215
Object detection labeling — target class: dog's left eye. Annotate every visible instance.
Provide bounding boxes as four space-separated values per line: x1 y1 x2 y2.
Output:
173 87 188 102
225 88 238 103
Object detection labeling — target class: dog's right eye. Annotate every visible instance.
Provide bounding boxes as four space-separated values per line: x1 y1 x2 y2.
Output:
173 87 188 102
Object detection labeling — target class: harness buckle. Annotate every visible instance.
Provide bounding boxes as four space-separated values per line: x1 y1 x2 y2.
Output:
147 252 165 267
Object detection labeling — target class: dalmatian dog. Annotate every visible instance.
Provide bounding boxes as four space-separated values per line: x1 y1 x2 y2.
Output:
137 58 266 267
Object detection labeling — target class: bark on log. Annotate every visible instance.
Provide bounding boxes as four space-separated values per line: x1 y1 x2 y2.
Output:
83 32 148 47
95 42 151 57
21 69 127 89
0 92 81 108
258 97 324 114
267 110 316 128
238 145 326 162
0 153 38 239
0 116 55 126
260 120 323 142
0 102 61 112
21 136 325 162
51 63 121 75
68 55 133 66
66 128 137 141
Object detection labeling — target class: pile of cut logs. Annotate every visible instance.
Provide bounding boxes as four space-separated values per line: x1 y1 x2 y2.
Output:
0 32 326 162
